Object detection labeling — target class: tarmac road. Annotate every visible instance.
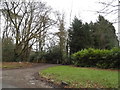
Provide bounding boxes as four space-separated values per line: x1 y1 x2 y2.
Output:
2 83 17 88
2 63 59 88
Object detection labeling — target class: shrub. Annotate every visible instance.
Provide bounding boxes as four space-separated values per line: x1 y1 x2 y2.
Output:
29 51 47 63
44 46 62 64
2 38 15 62
71 47 120 69
29 45 70 64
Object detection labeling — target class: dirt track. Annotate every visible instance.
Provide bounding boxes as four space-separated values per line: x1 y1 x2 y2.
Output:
2 63 59 88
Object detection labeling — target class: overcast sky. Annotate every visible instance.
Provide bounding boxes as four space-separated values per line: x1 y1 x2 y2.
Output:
41 0 118 33
1 0 118 33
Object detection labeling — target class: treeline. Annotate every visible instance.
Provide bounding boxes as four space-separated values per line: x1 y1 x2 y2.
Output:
68 16 119 55
1 1 119 69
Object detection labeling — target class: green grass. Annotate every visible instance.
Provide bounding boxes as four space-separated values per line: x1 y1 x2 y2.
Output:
40 66 119 88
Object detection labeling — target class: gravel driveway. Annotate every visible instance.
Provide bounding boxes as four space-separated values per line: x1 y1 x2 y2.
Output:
2 63 59 88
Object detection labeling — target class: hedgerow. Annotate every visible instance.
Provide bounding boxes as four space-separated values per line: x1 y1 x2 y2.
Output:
71 48 120 69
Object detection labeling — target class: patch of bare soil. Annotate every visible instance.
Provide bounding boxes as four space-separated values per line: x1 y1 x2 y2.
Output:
33 72 62 88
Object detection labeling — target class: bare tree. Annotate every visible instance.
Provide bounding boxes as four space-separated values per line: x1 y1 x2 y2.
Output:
97 0 118 23
1 1 56 61
56 13 67 63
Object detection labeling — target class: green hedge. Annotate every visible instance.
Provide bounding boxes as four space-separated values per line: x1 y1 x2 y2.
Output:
71 48 120 69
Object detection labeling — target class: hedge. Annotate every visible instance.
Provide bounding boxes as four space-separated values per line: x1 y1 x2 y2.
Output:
71 48 120 69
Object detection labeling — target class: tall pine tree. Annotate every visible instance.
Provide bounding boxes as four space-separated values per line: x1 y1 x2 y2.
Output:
68 16 119 55
68 17 92 54
93 15 119 49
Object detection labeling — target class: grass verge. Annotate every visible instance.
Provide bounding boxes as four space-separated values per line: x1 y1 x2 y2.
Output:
40 66 119 88
1 62 36 69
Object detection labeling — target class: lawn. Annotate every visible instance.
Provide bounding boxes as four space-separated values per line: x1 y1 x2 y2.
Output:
40 66 119 88
1 62 36 69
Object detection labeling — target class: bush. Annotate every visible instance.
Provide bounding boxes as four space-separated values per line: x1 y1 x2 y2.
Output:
71 48 120 69
29 45 70 64
29 51 47 63
2 38 15 62
44 46 62 64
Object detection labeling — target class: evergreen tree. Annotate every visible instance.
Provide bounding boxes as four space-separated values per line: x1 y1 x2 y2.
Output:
68 17 92 54
68 16 119 55
93 15 119 49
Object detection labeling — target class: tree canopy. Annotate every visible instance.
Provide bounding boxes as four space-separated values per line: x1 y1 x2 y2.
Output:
68 15 119 54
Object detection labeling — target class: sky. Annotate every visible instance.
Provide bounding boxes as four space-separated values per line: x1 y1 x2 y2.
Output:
0 0 118 33
41 0 118 33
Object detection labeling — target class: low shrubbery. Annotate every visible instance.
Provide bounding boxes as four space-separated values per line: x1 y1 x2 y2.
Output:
44 46 62 64
2 38 15 62
71 48 120 69
29 51 47 63
29 46 63 64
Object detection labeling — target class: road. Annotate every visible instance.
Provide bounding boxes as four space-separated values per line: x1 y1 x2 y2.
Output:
2 83 17 88
2 63 59 88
